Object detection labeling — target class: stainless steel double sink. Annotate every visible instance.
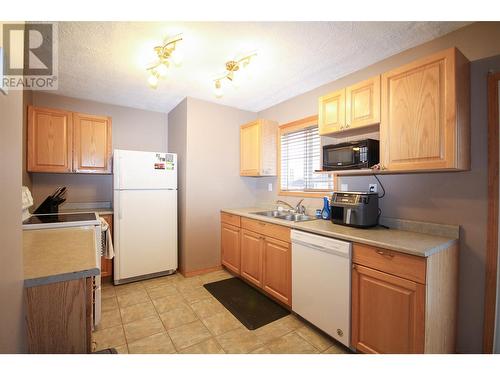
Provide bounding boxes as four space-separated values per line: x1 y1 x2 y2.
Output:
252 210 317 222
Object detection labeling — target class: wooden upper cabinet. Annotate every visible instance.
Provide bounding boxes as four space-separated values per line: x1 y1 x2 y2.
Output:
346 76 381 129
351 264 425 354
28 106 73 173
240 119 278 176
27 106 113 174
319 76 381 136
318 89 345 135
240 229 264 287
73 113 112 173
380 47 470 171
262 237 291 306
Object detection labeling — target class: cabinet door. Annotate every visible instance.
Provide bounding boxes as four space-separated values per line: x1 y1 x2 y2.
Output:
380 48 467 171
221 223 241 274
262 237 291 306
240 229 263 287
351 264 425 354
240 121 261 176
318 89 345 135
346 75 381 129
27 106 73 173
73 113 112 173
100 214 113 278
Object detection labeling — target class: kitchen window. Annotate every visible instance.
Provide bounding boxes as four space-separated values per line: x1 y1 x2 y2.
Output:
279 116 334 197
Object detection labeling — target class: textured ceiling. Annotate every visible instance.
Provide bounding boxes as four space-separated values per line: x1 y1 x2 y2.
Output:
52 21 470 113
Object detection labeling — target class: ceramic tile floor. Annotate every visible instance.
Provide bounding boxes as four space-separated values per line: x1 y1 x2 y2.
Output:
93 269 351 354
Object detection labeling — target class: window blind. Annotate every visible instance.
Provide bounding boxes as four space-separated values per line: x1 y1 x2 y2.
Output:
280 126 333 192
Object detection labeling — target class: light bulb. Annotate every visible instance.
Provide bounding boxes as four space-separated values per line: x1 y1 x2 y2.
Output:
156 62 169 78
213 81 223 98
239 62 249 81
148 74 159 89
231 73 241 88
171 49 183 66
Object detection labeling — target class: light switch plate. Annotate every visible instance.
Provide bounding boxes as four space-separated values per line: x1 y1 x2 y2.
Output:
268 183 273 192
340 183 348 191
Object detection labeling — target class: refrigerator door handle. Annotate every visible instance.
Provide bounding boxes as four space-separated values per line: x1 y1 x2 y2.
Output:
117 193 122 220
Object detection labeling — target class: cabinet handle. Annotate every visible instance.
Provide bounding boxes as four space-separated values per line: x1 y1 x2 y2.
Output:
376 250 394 258
258 222 266 226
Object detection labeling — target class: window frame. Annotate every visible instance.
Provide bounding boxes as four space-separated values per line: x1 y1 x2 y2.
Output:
277 115 336 198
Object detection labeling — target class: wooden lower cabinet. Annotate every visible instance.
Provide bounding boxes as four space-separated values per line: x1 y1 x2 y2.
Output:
100 214 113 279
262 237 291 305
220 212 292 307
352 264 425 354
240 229 264 287
351 242 458 354
25 277 93 353
221 223 241 274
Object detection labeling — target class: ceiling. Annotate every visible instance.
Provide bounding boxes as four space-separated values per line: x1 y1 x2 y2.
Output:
53 21 470 114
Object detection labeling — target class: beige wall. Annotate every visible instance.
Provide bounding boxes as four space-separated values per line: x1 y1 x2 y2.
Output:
168 97 257 273
254 22 500 353
0 29 26 351
167 98 188 272
29 93 168 206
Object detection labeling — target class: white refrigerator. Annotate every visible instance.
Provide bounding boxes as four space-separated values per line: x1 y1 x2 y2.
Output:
113 149 178 285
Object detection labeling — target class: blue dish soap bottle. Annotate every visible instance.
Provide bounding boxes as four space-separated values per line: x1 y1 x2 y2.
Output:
321 196 331 220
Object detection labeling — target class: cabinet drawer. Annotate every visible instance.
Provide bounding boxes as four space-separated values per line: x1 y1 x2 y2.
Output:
220 212 241 227
241 217 290 243
352 243 426 284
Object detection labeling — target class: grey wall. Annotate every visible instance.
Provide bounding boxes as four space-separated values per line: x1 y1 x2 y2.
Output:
0 25 26 351
168 97 257 274
22 90 33 190
29 93 169 206
253 22 500 353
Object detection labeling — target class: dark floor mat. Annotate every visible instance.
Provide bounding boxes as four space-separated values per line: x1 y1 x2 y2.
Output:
203 277 289 330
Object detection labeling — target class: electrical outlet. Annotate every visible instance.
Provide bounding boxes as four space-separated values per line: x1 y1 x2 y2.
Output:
268 183 273 192
340 183 348 191
369 183 378 193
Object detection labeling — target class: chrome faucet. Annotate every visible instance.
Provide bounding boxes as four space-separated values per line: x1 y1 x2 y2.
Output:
295 199 306 214
275 200 294 211
275 199 306 214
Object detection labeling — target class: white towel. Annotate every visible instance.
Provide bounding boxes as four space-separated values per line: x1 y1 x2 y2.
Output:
99 217 115 259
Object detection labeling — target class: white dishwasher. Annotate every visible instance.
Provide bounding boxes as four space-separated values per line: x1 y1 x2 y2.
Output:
291 229 351 347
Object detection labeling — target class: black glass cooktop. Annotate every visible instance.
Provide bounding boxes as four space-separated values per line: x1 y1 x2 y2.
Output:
23 213 97 225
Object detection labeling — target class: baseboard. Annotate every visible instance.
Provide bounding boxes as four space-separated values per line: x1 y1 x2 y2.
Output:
182 265 222 278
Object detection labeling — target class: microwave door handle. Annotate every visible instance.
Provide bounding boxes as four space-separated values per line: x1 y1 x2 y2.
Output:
346 208 352 224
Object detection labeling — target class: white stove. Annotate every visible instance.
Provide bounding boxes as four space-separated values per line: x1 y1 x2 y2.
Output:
22 211 103 328
22 212 101 229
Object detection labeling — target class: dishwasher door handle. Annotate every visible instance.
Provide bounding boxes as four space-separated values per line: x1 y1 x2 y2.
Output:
292 239 351 258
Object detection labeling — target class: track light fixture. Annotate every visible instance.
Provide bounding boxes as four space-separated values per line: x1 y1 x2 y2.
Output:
213 52 257 98
146 34 183 89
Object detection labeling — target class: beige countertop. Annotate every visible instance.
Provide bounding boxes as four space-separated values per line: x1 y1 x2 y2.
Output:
23 227 99 287
221 207 458 257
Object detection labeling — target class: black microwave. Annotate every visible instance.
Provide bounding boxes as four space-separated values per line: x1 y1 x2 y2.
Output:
322 139 379 170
